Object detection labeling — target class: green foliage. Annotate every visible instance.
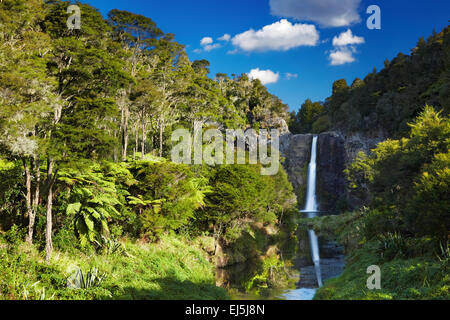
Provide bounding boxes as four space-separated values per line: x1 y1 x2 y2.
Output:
315 239 450 300
311 107 449 299
59 163 129 246
311 115 330 134
199 164 296 243
0 0 299 301
0 161 24 229
289 99 327 134
4 224 26 246
325 27 450 136
128 161 211 240
305 212 449 300
66 267 106 290
18 281 55 300
244 255 290 295
0 235 227 300
345 106 450 241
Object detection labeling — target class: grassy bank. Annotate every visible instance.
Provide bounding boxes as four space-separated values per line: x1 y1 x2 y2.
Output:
300 212 449 300
0 232 228 300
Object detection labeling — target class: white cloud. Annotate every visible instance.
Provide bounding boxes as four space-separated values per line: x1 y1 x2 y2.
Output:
332 29 364 46
248 68 280 85
204 43 221 51
285 72 298 80
218 34 231 42
196 37 222 52
269 0 362 27
328 29 364 65
329 47 356 65
232 19 319 52
200 37 213 46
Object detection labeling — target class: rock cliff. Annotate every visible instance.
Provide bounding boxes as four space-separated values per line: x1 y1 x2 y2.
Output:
281 131 347 212
316 132 347 212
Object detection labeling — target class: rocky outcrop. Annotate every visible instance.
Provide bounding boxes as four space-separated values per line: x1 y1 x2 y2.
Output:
264 117 290 136
281 129 386 212
281 132 347 212
316 132 347 212
341 130 387 164
338 130 387 208
280 133 313 192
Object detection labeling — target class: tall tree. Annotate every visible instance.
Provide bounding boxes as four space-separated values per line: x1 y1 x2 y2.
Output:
108 9 163 161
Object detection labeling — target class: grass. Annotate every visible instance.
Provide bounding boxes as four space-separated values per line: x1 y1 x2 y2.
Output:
315 241 449 300
0 234 228 300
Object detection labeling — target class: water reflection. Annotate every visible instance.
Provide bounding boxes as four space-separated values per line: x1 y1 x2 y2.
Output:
217 230 345 300
283 288 317 300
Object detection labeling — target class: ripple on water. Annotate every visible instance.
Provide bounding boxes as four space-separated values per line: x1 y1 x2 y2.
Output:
283 288 317 300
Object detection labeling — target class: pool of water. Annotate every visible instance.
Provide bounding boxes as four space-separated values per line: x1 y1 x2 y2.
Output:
283 288 317 300
218 237 345 301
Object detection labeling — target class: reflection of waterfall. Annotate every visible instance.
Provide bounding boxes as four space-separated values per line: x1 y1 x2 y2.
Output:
303 136 323 287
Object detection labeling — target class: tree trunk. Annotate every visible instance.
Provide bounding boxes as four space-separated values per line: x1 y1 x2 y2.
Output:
23 158 33 244
45 157 54 262
141 112 146 159
121 106 129 162
159 119 164 158
134 122 138 161
25 155 41 244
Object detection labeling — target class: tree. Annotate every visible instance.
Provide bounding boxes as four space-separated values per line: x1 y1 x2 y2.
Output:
289 99 325 134
108 9 163 161
192 59 210 75
0 0 61 245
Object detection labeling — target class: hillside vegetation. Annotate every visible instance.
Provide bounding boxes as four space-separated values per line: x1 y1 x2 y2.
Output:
0 0 298 299
290 26 450 137
290 25 450 300
311 107 449 300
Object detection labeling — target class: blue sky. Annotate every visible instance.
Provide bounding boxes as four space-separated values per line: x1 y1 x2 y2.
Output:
81 0 449 112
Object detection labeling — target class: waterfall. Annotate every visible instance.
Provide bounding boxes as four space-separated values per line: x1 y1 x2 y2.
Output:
303 136 323 287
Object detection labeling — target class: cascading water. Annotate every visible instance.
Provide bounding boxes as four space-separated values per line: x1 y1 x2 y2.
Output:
303 136 323 287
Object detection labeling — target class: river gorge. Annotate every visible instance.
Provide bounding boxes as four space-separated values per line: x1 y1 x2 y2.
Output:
217 130 354 300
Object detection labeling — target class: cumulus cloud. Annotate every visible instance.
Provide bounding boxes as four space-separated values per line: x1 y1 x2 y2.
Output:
269 0 362 27
329 47 356 65
332 29 364 46
328 29 364 65
200 37 213 46
232 19 319 52
218 34 231 42
196 37 221 52
248 68 280 85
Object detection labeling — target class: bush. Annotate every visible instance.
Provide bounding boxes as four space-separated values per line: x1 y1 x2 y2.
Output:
345 106 450 243
128 161 210 240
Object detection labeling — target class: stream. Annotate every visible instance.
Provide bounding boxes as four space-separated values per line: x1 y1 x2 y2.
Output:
219 136 345 300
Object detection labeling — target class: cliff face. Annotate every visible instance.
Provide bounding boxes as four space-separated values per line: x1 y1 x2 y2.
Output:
316 132 347 212
281 129 384 212
281 132 348 212
280 134 313 207
340 130 387 164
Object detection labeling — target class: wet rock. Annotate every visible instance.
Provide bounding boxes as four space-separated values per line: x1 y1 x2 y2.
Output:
280 134 313 191
296 240 346 289
319 240 345 258
316 132 347 212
